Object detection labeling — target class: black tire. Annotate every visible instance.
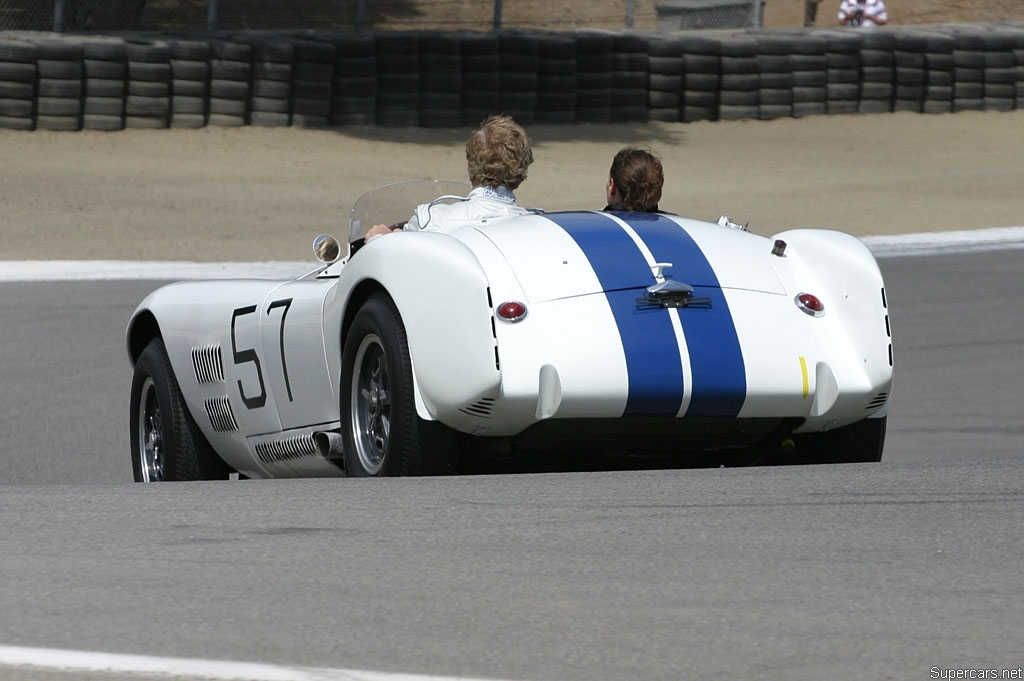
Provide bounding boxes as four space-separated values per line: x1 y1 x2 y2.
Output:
84 59 126 80
130 338 230 482
792 416 887 465
0 114 34 130
341 293 455 477
37 59 82 80
83 113 124 131
86 78 126 97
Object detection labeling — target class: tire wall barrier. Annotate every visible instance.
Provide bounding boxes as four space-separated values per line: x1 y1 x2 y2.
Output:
2 25 1023 131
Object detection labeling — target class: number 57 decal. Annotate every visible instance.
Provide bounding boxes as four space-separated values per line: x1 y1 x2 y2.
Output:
230 298 293 410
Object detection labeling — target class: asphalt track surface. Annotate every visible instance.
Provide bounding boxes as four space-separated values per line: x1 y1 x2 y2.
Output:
1 248 1023 680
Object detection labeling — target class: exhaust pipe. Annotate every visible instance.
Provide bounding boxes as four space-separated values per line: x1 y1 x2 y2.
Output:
313 430 344 461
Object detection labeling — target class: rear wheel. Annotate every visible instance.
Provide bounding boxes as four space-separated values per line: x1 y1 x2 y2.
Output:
341 293 455 476
130 338 231 481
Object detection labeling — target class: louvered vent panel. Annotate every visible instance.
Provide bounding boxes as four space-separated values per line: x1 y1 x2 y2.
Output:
254 434 317 464
205 396 238 432
866 392 889 411
459 398 495 418
192 344 225 384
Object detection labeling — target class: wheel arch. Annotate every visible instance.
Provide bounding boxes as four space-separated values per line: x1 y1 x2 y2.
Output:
333 235 501 424
126 309 162 367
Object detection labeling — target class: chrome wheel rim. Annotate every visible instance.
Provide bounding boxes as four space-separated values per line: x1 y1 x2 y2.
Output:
138 377 164 482
351 334 391 475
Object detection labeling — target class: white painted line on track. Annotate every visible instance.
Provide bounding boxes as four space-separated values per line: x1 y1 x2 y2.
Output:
0 645 519 681
862 226 1024 258
0 260 311 282
1 227 1022 281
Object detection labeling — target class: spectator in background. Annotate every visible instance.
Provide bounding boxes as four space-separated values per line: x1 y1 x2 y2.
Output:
838 0 888 26
805 0 821 26
604 147 664 213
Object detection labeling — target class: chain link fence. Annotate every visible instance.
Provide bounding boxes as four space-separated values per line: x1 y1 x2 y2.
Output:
0 0 766 33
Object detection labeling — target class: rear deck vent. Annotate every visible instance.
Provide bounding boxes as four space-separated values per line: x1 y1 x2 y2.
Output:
205 396 238 432
460 398 496 419
192 344 225 384
866 392 889 411
255 434 317 464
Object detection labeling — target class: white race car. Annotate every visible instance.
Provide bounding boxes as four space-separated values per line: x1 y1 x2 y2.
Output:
127 180 893 480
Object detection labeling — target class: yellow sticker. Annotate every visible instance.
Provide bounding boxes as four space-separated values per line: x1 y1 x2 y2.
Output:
799 356 809 399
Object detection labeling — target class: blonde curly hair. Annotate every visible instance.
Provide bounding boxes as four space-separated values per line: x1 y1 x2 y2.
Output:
466 115 534 190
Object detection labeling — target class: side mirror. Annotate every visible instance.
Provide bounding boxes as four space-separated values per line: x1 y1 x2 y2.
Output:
312 234 342 263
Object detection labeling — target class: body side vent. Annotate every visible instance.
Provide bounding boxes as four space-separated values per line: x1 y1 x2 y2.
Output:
205 396 238 432
254 433 318 464
193 344 225 384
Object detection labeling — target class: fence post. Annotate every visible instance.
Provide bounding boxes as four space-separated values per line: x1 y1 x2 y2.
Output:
53 0 65 31
626 0 635 27
355 0 366 33
207 0 218 30
493 0 502 29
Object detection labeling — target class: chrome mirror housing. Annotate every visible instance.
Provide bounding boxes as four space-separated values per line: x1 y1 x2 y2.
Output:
312 234 342 263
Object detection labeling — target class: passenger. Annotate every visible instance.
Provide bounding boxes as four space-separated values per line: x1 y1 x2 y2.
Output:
365 115 534 240
604 147 664 213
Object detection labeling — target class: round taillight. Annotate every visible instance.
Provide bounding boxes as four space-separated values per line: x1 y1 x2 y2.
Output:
795 293 825 317
495 301 528 323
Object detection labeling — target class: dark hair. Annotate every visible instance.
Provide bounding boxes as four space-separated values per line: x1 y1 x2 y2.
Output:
466 115 534 190
609 147 664 212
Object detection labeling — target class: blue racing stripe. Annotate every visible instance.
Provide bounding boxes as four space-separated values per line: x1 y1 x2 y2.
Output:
546 212 684 416
614 212 747 417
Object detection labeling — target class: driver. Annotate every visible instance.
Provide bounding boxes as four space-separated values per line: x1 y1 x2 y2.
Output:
365 115 534 239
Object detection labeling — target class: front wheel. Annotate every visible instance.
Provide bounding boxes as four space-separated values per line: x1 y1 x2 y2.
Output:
340 293 455 476
130 338 231 481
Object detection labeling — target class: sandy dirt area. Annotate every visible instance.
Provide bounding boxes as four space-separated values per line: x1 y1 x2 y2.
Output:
1 109 1022 262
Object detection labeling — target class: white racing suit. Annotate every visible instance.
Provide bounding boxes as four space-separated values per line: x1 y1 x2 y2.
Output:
404 185 530 233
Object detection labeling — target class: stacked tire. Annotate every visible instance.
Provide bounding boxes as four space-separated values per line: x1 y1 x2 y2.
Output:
790 35 827 117
248 36 294 128
125 39 170 129
536 33 576 124
35 38 83 131
330 34 375 127
81 37 126 131
0 37 35 130
609 33 648 122
681 35 720 123
892 32 927 113
418 33 462 128
921 30 955 114
646 34 685 123
291 38 334 128
207 39 251 127
375 32 419 127
858 31 894 114
574 30 613 123
460 32 500 127
168 38 210 129
982 29 1016 112
952 28 986 112
718 35 759 121
499 32 538 126
821 29 862 115
1016 31 1024 108
754 32 794 120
